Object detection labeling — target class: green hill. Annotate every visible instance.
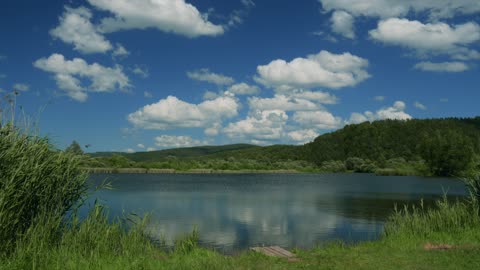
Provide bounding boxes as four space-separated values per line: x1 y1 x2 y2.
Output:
92 144 259 162
88 117 480 176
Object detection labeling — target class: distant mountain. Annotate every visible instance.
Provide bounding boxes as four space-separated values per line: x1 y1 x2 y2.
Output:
91 144 259 162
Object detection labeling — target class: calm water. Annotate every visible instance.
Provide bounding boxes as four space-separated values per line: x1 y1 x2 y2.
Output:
86 173 466 252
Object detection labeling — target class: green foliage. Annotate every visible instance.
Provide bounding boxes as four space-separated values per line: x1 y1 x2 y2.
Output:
306 118 480 176
174 229 199 254
0 126 89 253
65 140 84 156
419 130 475 176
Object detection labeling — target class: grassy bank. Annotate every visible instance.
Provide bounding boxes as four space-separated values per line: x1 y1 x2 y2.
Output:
1 125 480 269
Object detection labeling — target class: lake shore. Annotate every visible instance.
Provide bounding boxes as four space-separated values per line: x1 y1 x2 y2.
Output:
85 167 303 174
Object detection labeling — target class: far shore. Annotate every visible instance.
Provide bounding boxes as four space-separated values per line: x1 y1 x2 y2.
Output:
85 167 302 174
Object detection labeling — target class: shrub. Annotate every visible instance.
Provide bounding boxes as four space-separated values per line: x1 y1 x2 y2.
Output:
0 126 88 253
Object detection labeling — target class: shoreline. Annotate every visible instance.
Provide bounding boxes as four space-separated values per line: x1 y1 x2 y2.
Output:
85 167 303 174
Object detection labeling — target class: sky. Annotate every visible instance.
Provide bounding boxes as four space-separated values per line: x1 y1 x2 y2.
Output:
0 0 479 153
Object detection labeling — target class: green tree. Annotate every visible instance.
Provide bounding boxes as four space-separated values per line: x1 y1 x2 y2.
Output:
66 140 84 156
420 130 475 176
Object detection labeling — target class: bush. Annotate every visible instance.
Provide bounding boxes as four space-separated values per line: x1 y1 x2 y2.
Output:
0 126 88 253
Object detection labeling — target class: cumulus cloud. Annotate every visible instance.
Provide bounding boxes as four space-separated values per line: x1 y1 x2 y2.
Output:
187 69 235 85
248 95 321 112
414 101 427 110
256 50 370 90
319 0 480 20
331 11 355 39
132 65 149 78
128 95 239 130
155 135 208 149
349 101 412 124
144 91 153 98
288 90 338 104
33 53 130 102
414 61 469 72
287 129 319 144
125 148 135 153
369 19 480 58
88 0 224 37
50 7 112 54
112 43 130 57
293 111 343 130
13 83 29 92
376 101 412 120
203 90 219 100
227 83 260 95
137 144 145 149
223 110 288 142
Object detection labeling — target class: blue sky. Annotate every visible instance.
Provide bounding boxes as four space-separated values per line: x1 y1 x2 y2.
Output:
0 0 479 152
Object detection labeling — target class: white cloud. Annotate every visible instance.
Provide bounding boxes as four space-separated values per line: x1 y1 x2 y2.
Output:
319 0 480 20
33 53 130 102
204 123 221 136
147 147 156 152
50 7 112 54
331 11 355 39
414 61 469 72
288 90 338 104
376 101 412 120
144 91 153 98
203 90 219 100
187 69 235 85
137 144 145 148
287 129 319 144
227 0 256 28
256 50 370 90
293 111 343 130
369 18 480 58
414 101 427 110
13 83 29 92
227 83 260 95
88 0 224 38
128 95 239 130
155 135 207 149
112 43 130 57
373 96 385 101
350 101 412 123
348 112 369 124
248 95 321 112
125 148 135 153
223 110 288 142
132 66 149 78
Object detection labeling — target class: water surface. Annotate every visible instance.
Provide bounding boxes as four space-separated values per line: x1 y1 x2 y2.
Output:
86 173 466 252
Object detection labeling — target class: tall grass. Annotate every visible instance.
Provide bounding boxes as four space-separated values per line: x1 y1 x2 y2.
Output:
0 125 89 253
384 174 480 238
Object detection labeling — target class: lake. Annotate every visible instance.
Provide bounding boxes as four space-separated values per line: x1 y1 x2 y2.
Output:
86 173 466 253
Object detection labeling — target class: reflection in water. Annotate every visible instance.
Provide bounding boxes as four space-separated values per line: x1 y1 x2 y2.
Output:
85 173 466 252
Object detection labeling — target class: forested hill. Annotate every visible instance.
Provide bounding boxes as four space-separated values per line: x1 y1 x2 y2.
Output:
91 144 259 162
87 117 480 176
305 117 480 176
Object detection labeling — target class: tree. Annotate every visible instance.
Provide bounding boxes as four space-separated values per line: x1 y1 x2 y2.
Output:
66 140 84 156
420 130 474 176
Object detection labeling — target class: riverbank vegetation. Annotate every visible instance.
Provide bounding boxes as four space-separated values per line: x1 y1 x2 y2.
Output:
1 124 480 269
86 117 480 177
